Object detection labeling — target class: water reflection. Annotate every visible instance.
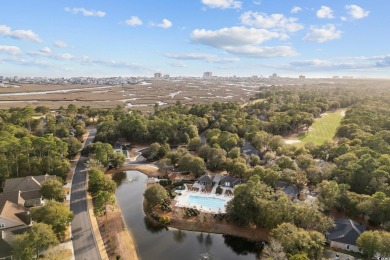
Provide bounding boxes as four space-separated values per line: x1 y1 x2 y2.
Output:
197 232 204 244
223 235 263 257
143 216 167 233
173 230 187 243
112 171 126 185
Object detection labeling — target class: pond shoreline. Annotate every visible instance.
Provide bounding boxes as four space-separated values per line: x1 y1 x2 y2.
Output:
144 203 270 243
109 166 269 244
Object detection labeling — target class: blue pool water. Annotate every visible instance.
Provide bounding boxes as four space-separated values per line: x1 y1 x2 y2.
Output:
187 195 226 210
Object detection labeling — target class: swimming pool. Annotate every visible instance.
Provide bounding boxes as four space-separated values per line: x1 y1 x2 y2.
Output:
187 195 227 210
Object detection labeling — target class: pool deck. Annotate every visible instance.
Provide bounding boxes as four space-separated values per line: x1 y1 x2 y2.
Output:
174 186 233 214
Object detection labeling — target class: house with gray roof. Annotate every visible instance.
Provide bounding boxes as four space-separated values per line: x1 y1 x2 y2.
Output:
197 174 213 186
219 175 242 188
0 198 30 233
2 175 56 207
326 218 366 253
0 174 55 233
276 181 299 200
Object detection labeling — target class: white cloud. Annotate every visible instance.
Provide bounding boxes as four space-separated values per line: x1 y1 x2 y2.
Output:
168 61 187 68
240 12 304 33
165 52 216 61
0 45 22 55
58 53 74 60
78 56 144 70
375 56 390 67
65 7 106 17
125 16 143 27
157 19 172 29
165 52 240 63
0 25 42 43
28 49 74 60
191 26 298 58
223 45 298 58
191 26 280 47
304 24 342 43
281 56 390 71
291 6 302 14
54 41 69 49
40 47 52 54
345 5 369 20
0 57 58 69
201 0 242 9
253 1 261 6
316 6 334 19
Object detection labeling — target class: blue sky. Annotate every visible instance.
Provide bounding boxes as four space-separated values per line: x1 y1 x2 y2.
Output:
0 0 389 78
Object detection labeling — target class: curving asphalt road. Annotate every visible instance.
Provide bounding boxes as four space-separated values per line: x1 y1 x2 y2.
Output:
70 127 101 260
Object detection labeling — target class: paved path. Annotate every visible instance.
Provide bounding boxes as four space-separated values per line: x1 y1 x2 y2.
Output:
70 127 101 260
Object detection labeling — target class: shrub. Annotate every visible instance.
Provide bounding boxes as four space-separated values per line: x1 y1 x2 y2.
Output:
216 186 223 195
159 215 171 224
159 179 172 187
184 208 200 217
160 199 172 212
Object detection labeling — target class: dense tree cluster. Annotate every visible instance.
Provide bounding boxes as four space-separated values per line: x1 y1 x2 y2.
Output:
226 176 332 232
86 162 117 220
81 141 126 168
3 82 390 259
0 105 92 184
12 223 59 259
40 178 66 202
270 223 325 259
0 132 70 182
357 230 390 259
30 200 74 239
144 184 169 209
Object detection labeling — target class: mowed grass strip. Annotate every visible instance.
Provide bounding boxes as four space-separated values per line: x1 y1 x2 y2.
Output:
299 111 343 145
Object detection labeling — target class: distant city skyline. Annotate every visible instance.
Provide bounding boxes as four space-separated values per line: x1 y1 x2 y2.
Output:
1 0 389 78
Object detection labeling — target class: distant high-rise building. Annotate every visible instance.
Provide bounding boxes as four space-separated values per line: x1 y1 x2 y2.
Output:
203 72 212 79
269 73 279 80
163 74 170 80
299 75 306 80
154 73 162 79
0 76 3 82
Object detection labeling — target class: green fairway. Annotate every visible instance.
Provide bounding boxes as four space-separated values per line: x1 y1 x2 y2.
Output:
298 111 344 145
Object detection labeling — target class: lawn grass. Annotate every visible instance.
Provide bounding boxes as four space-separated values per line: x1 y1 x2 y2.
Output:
298 111 343 145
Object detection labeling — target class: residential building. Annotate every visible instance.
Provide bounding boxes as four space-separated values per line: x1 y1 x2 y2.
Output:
154 73 162 79
197 174 213 186
0 197 31 233
203 72 212 80
326 218 366 253
219 175 241 188
269 73 279 80
2 175 56 208
0 174 56 253
276 181 299 200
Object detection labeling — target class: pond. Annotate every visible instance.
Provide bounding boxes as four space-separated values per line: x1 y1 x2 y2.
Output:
115 170 262 260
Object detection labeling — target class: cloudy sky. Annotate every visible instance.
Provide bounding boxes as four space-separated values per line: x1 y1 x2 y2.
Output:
0 0 389 78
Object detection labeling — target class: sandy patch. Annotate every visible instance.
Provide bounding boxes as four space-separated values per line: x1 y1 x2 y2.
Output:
284 139 302 144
